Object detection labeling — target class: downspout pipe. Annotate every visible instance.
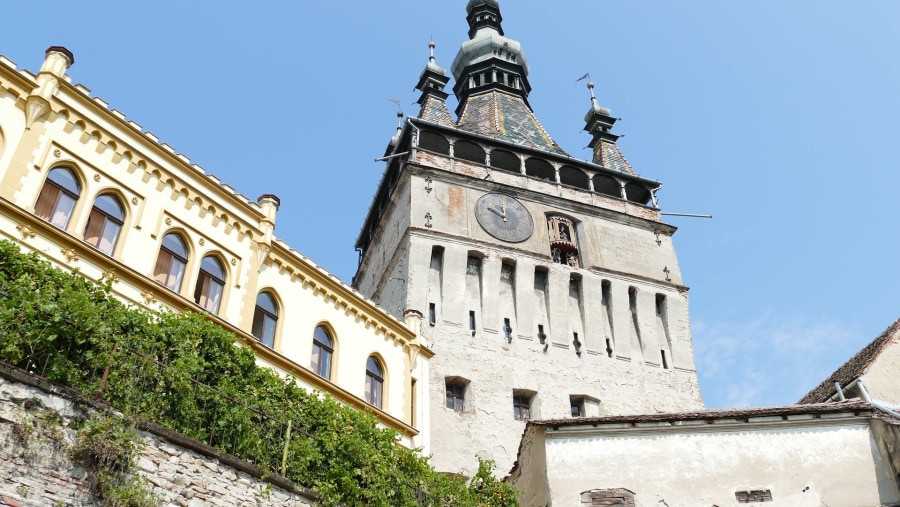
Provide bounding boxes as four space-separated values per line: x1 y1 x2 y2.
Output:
856 379 900 419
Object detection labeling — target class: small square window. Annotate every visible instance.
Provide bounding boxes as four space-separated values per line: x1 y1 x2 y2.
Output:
513 395 531 421
446 383 465 411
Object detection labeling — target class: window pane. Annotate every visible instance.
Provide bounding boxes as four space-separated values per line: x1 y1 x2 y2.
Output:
83 210 105 247
314 326 332 349
367 357 382 377
34 185 60 222
98 219 121 255
153 252 173 285
47 168 80 194
93 194 124 219
162 234 187 257
203 278 223 313
256 292 277 315
51 193 77 229
201 256 224 279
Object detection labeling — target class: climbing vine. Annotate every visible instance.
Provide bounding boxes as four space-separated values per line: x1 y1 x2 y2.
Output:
0 241 518 506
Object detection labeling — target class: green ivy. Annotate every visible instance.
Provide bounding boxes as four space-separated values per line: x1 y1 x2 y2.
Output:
0 241 518 506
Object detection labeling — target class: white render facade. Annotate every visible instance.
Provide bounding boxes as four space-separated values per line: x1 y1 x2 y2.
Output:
509 403 900 507
354 0 703 475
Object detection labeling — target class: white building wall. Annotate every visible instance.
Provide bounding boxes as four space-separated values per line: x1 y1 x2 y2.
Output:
532 419 899 507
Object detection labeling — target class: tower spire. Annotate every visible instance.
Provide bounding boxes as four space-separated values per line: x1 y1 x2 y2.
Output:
451 0 532 114
415 41 454 126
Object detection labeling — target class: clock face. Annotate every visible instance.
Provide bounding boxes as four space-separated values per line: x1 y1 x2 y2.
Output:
474 193 533 243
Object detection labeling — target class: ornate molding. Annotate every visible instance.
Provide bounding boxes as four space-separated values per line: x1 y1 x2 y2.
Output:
60 248 80 263
140 290 158 305
102 269 120 284
15 224 36 239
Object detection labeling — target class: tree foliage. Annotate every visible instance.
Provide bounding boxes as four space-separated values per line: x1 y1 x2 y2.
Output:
0 240 518 506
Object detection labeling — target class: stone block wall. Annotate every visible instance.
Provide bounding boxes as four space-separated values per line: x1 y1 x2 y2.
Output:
0 367 316 507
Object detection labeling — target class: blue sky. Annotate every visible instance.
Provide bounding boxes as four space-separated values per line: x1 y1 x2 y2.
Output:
2 1 899 409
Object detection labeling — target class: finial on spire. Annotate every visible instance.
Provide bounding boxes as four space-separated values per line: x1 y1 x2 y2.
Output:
429 40 436 63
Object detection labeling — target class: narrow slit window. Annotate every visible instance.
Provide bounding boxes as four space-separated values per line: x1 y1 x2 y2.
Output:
428 303 436 326
469 311 477 336
537 324 546 344
503 318 512 340
661 350 669 369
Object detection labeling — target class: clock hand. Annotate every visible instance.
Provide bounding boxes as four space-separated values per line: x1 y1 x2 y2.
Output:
488 205 506 219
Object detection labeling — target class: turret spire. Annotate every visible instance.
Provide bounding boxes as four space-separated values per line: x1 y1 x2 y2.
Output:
415 41 454 126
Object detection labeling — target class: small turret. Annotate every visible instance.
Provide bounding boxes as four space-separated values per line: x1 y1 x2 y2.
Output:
26 46 75 129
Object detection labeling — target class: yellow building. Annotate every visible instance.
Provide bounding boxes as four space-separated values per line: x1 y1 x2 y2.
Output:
0 46 432 449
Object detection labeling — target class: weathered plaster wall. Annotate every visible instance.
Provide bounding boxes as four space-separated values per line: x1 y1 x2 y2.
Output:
531 418 900 507
0 372 315 507
862 333 900 408
360 152 702 474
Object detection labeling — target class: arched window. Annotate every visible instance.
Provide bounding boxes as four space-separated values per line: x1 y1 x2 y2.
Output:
418 131 450 155
35 167 80 229
153 233 188 292
365 356 384 409
83 194 124 255
252 292 278 348
525 158 555 181
559 166 590 190
454 140 485 165
490 149 520 173
311 326 334 379
194 255 225 314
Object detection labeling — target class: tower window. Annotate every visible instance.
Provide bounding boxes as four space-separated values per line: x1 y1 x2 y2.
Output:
503 318 513 340
513 392 533 421
469 310 477 336
428 303 436 326
445 379 468 412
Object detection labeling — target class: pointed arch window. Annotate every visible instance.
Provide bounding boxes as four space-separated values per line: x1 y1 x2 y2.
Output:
252 292 279 348
311 326 334 379
365 356 384 409
194 255 225 314
35 167 80 229
154 233 188 292
83 194 124 255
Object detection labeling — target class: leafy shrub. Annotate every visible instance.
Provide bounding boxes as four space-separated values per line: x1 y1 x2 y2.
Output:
0 241 517 506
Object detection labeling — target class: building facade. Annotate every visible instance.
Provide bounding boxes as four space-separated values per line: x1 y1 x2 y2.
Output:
509 402 900 506
354 0 703 474
0 46 432 449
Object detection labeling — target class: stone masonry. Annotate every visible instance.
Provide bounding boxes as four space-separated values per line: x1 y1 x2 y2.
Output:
0 368 315 507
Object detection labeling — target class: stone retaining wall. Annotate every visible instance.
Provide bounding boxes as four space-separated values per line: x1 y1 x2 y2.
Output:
0 366 316 507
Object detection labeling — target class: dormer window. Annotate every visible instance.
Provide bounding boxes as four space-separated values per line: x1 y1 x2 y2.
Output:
548 216 580 267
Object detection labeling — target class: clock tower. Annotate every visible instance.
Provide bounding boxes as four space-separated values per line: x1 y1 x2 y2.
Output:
353 0 703 475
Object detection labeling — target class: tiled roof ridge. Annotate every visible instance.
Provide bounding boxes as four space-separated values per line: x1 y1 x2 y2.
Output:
530 399 875 427
798 317 900 404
